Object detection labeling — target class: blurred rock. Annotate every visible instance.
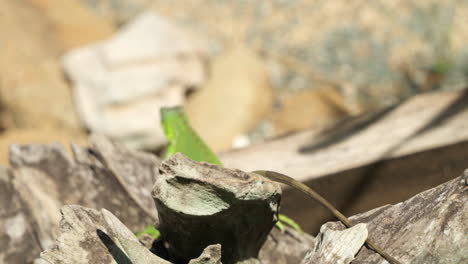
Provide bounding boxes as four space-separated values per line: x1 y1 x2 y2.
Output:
186 45 273 152
28 0 116 51
0 0 82 132
78 0 150 25
270 87 352 136
0 0 115 163
63 12 207 150
82 0 468 111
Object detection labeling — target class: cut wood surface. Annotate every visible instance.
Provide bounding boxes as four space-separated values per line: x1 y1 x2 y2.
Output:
221 89 468 232
221 89 468 180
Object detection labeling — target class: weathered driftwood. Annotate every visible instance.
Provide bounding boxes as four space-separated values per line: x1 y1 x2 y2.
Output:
2 136 160 262
0 166 42 264
88 134 160 220
33 153 315 264
324 174 468 264
188 244 222 264
1 138 315 264
36 205 309 264
258 227 314 264
3 132 466 263
40 205 170 264
301 224 368 264
153 153 281 264
10 135 159 232
39 205 223 264
28 151 466 264
36 209 314 264
221 89 468 232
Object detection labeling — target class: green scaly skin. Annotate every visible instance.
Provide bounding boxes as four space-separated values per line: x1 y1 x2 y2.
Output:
161 106 222 165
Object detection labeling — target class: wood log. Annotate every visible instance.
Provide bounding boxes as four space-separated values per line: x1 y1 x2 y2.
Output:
221 89 468 232
153 153 281 264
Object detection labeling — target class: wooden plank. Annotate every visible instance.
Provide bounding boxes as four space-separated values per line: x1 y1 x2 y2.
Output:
220 89 468 232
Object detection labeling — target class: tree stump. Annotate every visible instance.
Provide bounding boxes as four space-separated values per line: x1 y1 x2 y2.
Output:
152 153 281 264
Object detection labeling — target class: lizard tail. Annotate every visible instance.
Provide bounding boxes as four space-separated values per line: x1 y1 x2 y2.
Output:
252 170 402 264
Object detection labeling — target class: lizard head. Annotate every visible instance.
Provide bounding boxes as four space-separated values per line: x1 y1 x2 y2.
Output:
160 106 188 139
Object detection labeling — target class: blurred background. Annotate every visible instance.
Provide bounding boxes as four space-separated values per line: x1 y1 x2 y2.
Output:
1 0 467 164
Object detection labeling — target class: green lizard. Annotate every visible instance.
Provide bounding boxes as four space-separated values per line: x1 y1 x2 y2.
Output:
160 106 300 232
161 106 222 165
159 106 400 264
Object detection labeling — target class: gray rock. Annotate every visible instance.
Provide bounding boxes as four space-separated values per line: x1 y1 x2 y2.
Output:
40 205 170 264
302 224 368 264
87 134 160 219
8 136 160 242
153 153 281 264
325 175 468 264
188 244 222 264
259 227 315 264
3 137 466 264
81 0 468 110
0 166 42 264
